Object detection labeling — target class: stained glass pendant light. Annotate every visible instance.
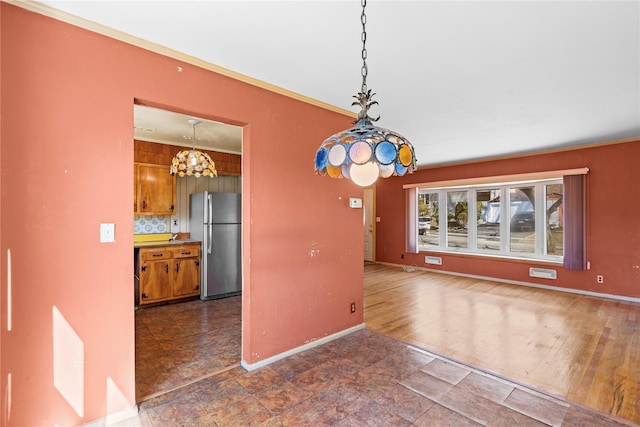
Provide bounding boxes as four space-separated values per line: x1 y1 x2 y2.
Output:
170 119 218 178
314 0 417 187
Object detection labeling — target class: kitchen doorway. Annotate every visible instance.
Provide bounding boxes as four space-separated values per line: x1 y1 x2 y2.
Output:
133 104 243 401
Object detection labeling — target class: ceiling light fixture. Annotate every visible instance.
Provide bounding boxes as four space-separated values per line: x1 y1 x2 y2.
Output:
314 0 417 187
170 119 218 178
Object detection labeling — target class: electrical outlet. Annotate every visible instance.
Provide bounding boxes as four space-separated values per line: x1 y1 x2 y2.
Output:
597 275 604 284
350 302 356 313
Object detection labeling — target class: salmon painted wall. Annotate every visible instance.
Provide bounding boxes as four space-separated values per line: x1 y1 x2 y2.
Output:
0 4 362 425
376 139 640 299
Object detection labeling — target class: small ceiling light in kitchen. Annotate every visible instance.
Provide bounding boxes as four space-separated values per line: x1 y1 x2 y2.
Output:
171 119 218 178
314 0 417 187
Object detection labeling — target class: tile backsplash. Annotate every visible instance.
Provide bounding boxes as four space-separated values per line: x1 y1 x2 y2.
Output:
134 215 169 234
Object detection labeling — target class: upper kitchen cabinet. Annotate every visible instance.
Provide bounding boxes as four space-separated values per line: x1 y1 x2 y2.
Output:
134 163 176 215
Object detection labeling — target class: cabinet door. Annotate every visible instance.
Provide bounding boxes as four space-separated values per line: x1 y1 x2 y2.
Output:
136 163 176 214
140 260 172 303
173 258 201 297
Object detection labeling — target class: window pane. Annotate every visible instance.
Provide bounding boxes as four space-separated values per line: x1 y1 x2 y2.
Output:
447 191 468 248
418 192 439 248
546 184 564 256
477 189 500 251
509 187 535 253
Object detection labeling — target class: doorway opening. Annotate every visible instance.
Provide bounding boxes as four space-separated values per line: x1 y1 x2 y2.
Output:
133 104 243 402
364 187 375 264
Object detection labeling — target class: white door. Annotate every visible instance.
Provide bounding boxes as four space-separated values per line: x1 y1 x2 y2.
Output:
363 188 374 262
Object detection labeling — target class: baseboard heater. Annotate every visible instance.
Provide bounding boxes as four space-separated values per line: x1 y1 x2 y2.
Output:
529 267 557 279
425 256 443 265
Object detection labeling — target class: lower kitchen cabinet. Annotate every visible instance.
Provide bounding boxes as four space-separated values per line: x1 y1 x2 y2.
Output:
138 243 201 305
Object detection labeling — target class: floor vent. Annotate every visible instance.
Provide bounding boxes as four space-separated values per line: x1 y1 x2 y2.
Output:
529 267 557 279
425 256 443 265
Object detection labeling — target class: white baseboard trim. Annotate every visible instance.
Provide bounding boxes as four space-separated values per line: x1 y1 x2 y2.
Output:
241 323 366 372
377 262 640 304
82 406 139 427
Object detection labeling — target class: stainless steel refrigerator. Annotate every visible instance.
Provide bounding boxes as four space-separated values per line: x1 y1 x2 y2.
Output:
189 191 242 300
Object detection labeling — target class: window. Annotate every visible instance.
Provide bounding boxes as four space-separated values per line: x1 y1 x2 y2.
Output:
447 191 468 249
418 192 439 247
416 179 564 261
476 189 500 251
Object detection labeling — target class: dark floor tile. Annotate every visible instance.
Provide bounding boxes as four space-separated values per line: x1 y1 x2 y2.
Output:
400 370 455 401
236 367 288 394
255 380 313 415
487 405 549 426
277 394 350 426
319 357 362 380
439 386 506 425
456 371 515 404
349 399 414 426
371 346 436 381
291 363 346 394
139 379 205 409
503 387 570 427
208 395 273 427
270 353 321 379
176 354 227 381
421 357 472 385
370 382 436 422
413 403 483 426
198 377 251 409
141 392 210 426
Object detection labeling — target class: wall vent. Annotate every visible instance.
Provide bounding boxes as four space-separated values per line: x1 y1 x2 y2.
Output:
529 267 557 279
425 256 443 265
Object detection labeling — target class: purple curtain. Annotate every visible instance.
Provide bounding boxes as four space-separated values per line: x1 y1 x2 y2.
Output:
563 174 587 270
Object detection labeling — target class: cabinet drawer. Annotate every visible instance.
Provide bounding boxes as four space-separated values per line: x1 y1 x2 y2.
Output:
173 247 200 259
140 248 172 261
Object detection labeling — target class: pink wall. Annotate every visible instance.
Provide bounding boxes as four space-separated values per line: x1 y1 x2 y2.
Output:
0 4 363 425
376 139 640 299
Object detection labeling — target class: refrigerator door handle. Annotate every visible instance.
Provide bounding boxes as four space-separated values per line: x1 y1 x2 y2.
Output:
207 225 213 255
207 193 213 224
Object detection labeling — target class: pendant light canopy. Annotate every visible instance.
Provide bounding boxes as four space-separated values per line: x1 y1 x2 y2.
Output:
314 0 417 187
171 119 218 178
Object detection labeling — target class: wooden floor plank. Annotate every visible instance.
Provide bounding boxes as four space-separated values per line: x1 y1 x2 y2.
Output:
364 263 640 424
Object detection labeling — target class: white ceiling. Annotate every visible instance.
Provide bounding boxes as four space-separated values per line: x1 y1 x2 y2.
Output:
39 1 639 167
134 105 243 154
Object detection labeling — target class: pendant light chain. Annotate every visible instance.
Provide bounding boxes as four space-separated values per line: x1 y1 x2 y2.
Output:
314 0 417 186
360 0 368 94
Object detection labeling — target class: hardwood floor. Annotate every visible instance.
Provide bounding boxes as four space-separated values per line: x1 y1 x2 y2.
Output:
364 263 640 425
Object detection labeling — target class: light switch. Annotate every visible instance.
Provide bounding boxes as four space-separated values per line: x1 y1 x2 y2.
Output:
100 223 115 243
170 216 179 232
349 198 363 208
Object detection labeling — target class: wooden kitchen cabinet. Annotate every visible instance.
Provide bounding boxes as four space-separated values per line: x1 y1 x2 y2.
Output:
173 246 201 297
134 163 176 215
138 244 201 305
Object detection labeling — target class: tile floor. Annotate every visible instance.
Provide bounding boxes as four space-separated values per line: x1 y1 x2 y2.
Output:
130 299 635 426
135 296 242 401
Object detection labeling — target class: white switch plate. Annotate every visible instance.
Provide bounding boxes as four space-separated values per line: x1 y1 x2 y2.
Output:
170 216 179 232
100 223 115 243
349 198 363 208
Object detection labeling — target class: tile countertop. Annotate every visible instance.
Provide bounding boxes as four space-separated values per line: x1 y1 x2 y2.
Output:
134 239 201 249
